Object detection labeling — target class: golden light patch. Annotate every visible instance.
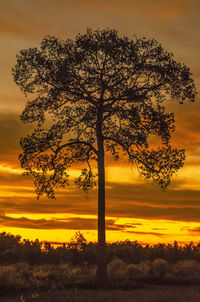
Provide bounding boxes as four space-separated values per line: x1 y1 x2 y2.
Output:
0 226 80 244
173 165 200 190
0 185 33 191
0 164 85 178
106 166 140 184
0 164 24 174
0 188 34 198
7 213 98 220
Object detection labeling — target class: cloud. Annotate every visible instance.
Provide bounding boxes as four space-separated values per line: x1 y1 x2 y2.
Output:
187 227 200 235
58 0 199 20
106 182 200 208
1 0 200 51
124 230 167 238
106 221 138 231
108 203 200 222
0 1 57 37
0 103 199 168
0 215 140 232
0 113 31 165
170 107 200 152
0 215 96 230
1 181 200 223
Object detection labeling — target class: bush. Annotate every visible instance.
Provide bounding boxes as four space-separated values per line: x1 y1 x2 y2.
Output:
126 264 141 279
151 258 169 278
107 258 127 280
137 261 151 277
173 260 200 279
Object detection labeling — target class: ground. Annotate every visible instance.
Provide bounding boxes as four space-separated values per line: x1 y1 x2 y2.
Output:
3 286 200 302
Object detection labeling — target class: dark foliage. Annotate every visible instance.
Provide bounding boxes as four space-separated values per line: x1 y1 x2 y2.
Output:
1 232 200 266
13 29 196 197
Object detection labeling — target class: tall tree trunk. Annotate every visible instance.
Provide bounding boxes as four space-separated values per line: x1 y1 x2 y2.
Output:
96 108 107 284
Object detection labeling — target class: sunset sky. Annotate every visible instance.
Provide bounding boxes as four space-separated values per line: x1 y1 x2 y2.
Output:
0 0 200 245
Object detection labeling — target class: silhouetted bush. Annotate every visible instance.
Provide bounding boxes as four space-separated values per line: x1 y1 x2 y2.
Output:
1 232 200 270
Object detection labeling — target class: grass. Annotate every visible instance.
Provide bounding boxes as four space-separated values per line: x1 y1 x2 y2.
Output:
3 286 200 302
1 259 200 301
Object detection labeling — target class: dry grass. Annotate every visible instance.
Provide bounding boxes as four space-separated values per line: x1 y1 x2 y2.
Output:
3 286 200 302
1 260 200 296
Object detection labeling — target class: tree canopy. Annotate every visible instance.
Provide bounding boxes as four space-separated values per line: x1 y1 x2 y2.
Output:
13 29 196 197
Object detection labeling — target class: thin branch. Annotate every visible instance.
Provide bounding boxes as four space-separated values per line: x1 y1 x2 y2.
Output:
55 140 98 156
103 135 152 171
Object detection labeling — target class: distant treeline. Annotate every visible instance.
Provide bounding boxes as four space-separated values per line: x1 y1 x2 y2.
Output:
0 231 200 266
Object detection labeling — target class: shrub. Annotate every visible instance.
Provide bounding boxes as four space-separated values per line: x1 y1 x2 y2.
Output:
126 264 141 279
151 258 169 278
107 258 127 280
137 261 151 277
173 260 200 279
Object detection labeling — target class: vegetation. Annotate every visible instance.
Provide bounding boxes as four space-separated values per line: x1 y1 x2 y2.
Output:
1 232 200 267
3 287 200 302
1 232 200 297
13 28 196 283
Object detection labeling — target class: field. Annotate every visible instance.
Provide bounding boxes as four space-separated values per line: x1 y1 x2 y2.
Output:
3 286 200 302
1 232 200 301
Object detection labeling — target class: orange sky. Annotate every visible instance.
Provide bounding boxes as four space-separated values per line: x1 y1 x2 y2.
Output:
0 0 200 245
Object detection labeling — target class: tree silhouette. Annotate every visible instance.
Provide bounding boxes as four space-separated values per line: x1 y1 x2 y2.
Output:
13 28 196 283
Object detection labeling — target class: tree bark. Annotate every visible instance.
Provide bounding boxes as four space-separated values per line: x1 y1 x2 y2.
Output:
96 107 107 284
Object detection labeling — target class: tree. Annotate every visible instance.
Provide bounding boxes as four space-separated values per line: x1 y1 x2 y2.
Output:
13 28 196 283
